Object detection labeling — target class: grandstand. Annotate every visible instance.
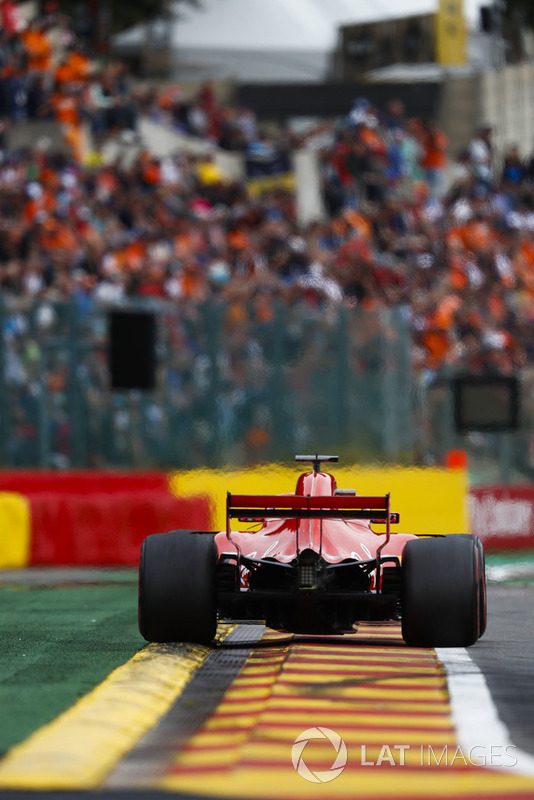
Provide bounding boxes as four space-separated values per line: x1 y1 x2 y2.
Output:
0 0 531 485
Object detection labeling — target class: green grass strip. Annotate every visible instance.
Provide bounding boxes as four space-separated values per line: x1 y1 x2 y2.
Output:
486 550 534 585
486 550 534 567
0 581 143 754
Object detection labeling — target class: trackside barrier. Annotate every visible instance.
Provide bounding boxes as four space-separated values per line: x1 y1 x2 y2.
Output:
0 493 30 568
169 464 469 535
470 485 534 551
28 491 211 566
4 469 528 567
0 472 211 567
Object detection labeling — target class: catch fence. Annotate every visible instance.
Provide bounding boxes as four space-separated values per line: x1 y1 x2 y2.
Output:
1 295 529 482
0 297 414 470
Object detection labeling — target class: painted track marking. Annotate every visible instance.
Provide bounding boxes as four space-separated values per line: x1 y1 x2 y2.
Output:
436 647 534 775
0 625 234 790
157 623 534 799
2 620 534 797
106 624 265 788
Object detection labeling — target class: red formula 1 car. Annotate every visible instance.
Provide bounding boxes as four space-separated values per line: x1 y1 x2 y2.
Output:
139 455 486 648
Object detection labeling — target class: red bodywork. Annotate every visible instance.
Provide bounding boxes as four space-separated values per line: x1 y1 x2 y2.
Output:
214 469 416 577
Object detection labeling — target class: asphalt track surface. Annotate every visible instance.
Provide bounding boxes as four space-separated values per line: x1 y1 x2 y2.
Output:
470 584 534 756
1 577 534 799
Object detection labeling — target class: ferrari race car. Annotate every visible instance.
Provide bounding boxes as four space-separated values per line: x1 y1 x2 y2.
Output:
139 455 486 647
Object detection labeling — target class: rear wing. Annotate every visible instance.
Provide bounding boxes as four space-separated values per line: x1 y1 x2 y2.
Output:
226 492 397 567
227 492 397 522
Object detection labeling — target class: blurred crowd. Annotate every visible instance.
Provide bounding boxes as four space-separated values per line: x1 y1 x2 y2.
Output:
1 1 534 468
319 108 534 380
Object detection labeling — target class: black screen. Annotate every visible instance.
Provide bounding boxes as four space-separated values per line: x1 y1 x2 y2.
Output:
453 376 519 432
108 311 157 391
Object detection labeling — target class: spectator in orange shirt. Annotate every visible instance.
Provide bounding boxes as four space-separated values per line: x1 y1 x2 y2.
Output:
20 20 52 73
23 182 56 224
65 49 91 84
420 120 448 198
47 85 87 161
63 122 85 163
50 84 79 126
54 49 91 90
460 214 496 257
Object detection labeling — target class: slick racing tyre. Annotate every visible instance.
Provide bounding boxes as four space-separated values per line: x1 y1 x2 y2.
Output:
454 533 487 637
401 534 485 647
139 529 217 645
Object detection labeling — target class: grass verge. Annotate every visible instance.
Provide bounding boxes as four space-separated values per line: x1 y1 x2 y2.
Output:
0 577 143 754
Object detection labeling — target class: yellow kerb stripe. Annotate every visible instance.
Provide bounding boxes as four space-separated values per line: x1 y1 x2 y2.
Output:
0 625 234 790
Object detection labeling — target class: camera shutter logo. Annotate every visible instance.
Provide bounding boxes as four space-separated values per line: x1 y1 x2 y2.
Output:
291 727 348 783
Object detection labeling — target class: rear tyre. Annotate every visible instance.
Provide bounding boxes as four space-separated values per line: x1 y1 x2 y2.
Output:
477 539 487 637
402 534 484 647
139 529 217 645
454 534 486 638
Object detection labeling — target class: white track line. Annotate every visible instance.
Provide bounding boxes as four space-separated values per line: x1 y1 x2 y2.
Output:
486 563 534 582
436 647 534 776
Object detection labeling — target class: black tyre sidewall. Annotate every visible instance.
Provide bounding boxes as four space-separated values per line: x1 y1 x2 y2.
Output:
451 534 487 638
402 535 481 647
475 537 487 637
139 529 217 645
